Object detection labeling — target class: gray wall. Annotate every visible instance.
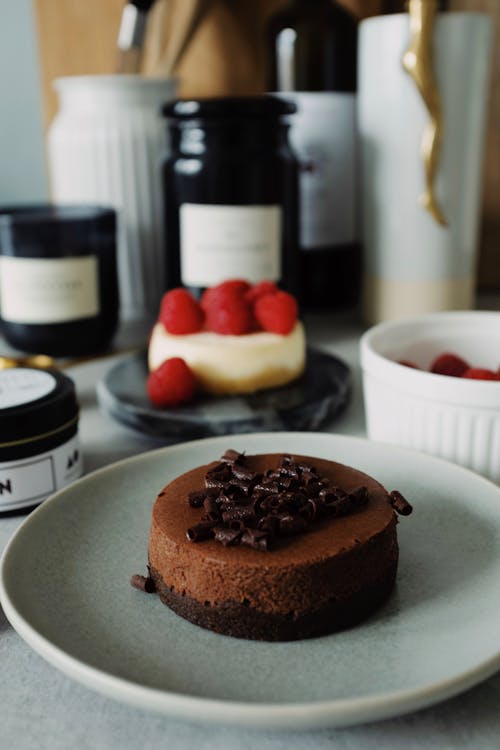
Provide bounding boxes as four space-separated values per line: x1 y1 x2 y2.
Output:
0 0 48 204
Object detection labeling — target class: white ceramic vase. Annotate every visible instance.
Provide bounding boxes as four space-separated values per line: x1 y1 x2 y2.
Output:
358 13 492 324
48 75 177 321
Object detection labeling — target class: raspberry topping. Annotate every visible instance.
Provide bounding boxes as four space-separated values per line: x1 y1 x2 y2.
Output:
245 280 278 304
462 368 500 381
430 353 469 378
147 357 197 407
254 290 298 335
159 288 204 335
157 280 299 338
395 351 500 381
200 279 251 313
205 295 256 335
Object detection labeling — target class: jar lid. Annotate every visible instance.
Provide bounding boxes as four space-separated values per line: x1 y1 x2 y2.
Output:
0 368 79 446
0 204 116 257
163 95 296 120
0 204 115 229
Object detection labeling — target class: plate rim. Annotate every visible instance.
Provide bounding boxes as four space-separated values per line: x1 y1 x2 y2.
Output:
2 431 500 729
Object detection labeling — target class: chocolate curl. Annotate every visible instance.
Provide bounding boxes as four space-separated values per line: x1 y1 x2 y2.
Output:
130 574 156 593
305 480 324 497
186 521 216 542
299 498 318 521
221 449 244 465
203 495 218 514
321 487 368 518
348 486 369 508
231 463 257 482
254 480 280 495
296 461 317 474
229 479 253 496
277 514 307 537
241 528 270 551
188 490 206 508
213 526 243 546
222 505 256 524
257 514 279 534
202 510 220 524
389 490 413 516
205 476 228 491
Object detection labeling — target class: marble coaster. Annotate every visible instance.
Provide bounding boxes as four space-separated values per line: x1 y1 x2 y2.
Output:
96 348 351 441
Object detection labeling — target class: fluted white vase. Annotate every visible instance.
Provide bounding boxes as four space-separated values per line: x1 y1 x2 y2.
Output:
48 75 177 321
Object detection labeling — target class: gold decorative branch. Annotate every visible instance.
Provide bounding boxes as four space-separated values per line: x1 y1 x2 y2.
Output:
403 0 447 226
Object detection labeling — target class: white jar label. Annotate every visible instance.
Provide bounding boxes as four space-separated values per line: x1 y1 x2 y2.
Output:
0 368 57 410
0 256 99 323
0 433 82 512
180 204 282 287
284 92 357 249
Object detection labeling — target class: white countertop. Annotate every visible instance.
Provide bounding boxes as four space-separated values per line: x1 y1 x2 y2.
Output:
1 311 500 750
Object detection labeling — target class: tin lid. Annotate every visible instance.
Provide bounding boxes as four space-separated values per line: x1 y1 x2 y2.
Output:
0 204 116 258
0 368 79 446
163 95 296 120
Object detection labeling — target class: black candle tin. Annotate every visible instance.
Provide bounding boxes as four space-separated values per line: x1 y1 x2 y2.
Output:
0 367 82 513
0 205 119 356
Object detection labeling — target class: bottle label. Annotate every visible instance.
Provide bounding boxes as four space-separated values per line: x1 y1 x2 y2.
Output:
0 256 99 323
179 204 282 287
0 433 82 512
284 92 357 249
0 368 57 410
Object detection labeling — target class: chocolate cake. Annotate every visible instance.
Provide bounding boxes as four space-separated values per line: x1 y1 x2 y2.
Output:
135 450 412 641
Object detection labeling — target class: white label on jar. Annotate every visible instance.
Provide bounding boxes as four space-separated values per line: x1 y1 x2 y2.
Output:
284 92 357 249
0 256 99 323
180 204 282 287
0 433 82 512
0 368 57 409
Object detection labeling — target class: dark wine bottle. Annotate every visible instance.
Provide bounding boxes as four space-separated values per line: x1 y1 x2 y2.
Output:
267 0 359 311
161 97 299 300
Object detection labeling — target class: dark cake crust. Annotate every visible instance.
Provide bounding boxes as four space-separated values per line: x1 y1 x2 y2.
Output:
149 557 398 641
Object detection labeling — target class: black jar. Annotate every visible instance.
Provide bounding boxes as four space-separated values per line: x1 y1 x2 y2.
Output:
162 96 299 297
0 205 119 357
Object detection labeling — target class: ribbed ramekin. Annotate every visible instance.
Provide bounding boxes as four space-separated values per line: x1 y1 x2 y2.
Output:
360 311 500 483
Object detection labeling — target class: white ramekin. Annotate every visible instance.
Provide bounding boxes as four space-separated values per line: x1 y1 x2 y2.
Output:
360 311 500 483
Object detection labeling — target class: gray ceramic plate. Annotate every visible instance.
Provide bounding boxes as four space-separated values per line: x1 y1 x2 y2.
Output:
1 432 500 730
96 348 350 440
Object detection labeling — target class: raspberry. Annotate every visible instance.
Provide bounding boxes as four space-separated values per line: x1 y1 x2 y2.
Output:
254 291 298 335
430 352 469 378
200 279 251 313
245 280 278 304
462 368 500 381
146 358 197 407
159 288 204 335
398 360 419 369
205 295 255 335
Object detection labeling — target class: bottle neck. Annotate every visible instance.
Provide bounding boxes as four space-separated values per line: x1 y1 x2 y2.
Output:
170 121 291 156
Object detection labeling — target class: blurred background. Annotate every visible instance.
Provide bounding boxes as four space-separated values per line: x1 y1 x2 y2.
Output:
0 0 498 288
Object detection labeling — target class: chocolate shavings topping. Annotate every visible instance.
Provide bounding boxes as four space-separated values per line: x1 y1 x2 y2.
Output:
389 490 413 516
186 450 372 551
130 573 156 593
